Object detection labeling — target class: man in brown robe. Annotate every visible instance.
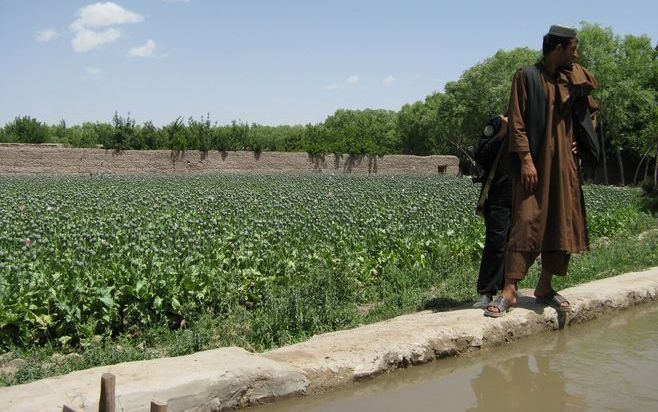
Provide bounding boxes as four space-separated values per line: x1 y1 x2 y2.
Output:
485 24 599 317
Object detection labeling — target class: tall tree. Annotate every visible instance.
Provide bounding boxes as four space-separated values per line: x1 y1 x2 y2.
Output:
579 22 657 185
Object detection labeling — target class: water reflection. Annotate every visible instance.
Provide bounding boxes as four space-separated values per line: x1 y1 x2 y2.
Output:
255 304 658 412
468 353 584 412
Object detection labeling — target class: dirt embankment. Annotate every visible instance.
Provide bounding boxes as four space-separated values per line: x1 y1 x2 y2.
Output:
0 144 459 176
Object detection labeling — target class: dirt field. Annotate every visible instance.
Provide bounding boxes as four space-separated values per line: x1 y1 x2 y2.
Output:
0 144 459 176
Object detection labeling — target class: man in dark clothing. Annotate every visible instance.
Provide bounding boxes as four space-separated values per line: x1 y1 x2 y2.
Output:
472 115 512 308
484 24 599 317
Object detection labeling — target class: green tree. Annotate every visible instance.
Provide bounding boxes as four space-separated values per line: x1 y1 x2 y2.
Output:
304 123 329 156
211 125 232 151
397 100 436 155
579 23 658 185
443 47 539 153
49 119 67 144
138 121 162 150
163 117 189 151
188 114 213 152
247 123 267 153
269 125 306 151
396 47 537 161
3 116 50 144
229 120 250 151
109 112 137 150
322 109 397 156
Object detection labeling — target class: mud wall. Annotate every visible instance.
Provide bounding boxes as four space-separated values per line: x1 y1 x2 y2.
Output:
0 144 459 176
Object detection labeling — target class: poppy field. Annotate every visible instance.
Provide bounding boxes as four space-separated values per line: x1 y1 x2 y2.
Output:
0 174 648 351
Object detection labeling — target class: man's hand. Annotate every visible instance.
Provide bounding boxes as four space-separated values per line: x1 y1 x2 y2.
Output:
520 152 537 192
496 116 509 140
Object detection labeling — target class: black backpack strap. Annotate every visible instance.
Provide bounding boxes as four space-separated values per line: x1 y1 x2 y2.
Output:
508 64 546 176
521 64 546 163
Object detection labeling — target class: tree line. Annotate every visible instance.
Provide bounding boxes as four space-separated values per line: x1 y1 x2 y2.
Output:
0 110 398 157
1 22 656 186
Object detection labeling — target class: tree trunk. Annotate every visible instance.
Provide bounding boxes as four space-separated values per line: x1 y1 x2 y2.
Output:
616 146 625 186
633 151 649 186
654 150 658 187
646 152 652 180
600 119 609 185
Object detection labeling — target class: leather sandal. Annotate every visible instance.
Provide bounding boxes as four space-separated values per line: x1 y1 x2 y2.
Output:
483 295 513 318
535 290 570 312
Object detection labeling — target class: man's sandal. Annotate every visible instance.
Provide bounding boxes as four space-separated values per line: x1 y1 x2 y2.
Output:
535 290 570 312
483 295 513 318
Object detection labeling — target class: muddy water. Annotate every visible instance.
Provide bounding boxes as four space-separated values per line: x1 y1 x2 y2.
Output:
256 304 658 412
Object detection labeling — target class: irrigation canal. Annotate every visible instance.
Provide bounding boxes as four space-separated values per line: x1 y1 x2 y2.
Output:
255 302 658 412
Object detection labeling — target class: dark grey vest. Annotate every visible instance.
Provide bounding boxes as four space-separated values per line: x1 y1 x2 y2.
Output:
509 64 600 177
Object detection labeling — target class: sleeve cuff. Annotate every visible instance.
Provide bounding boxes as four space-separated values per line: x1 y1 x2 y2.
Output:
509 143 529 153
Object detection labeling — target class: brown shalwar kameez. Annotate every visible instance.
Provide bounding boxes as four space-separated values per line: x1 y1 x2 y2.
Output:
505 62 597 280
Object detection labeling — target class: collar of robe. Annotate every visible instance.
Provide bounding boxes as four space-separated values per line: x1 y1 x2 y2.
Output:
540 59 599 114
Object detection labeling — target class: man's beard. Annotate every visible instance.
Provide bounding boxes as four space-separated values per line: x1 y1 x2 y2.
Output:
558 62 574 71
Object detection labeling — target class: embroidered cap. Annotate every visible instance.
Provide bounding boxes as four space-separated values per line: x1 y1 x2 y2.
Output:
548 24 577 38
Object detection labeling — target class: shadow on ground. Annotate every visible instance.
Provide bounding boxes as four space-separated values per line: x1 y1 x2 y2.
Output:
419 293 567 328
420 297 473 312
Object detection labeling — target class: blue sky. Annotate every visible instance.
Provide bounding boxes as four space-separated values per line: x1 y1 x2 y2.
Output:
0 0 656 127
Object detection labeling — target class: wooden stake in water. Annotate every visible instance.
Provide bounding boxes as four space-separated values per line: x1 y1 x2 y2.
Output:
99 373 116 412
150 400 168 412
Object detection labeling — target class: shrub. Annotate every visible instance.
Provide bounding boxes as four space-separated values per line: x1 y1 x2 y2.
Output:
109 112 137 150
641 178 658 215
3 116 49 144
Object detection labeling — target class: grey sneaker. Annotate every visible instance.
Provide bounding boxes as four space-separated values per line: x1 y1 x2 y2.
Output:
473 294 493 309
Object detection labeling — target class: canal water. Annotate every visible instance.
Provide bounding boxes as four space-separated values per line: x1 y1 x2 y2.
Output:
255 303 658 412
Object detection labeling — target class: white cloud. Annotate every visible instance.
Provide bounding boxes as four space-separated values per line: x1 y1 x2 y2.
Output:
35 29 59 43
383 75 395 87
85 67 102 79
129 39 156 58
323 74 361 91
71 2 143 30
72 28 121 53
346 75 359 85
69 2 143 53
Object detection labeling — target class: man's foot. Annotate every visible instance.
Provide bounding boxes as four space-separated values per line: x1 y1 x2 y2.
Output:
484 288 517 316
473 294 493 309
514 286 522 299
535 289 570 312
483 295 514 318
